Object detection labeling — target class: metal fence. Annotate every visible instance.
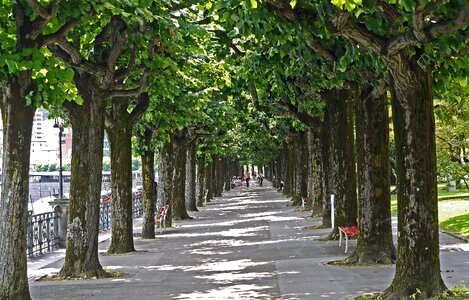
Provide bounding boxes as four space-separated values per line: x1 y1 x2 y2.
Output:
132 192 143 218
27 192 145 258
28 211 59 258
99 201 112 230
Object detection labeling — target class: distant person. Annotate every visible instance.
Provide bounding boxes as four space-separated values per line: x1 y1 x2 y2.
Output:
245 172 251 188
258 172 264 186
279 181 284 192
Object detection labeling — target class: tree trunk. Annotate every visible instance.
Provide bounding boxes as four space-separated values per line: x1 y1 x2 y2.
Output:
60 78 106 277
185 139 198 211
0 76 35 299
172 130 191 220
196 155 206 207
348 85 395 264
309 128 325 216
383 53 446 298
157 135 174 227
204 161 212 202
321 103 333 228
284 145 294 196
106 101 135 254
140 129 155 239
324 87 358 238
294 131 308 204
307 129 314 208
216 156 224 195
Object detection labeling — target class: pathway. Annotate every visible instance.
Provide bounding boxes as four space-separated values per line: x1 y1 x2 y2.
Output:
29 182 469 299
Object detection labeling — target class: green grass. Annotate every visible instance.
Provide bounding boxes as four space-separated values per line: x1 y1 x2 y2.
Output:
439 214 469 239
389 184 469 238
390 184 469 215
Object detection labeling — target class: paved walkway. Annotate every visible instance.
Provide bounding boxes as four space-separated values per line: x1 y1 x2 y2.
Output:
29 182 469 299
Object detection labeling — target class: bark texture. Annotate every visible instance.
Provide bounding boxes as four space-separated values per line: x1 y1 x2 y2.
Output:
157 136 174 227
171 130 191 220
61 78 106 277
348 86 395 265
310 129 325 216
185 139 198 211
195 155 206 207
0 77 35 300
383 53 446 298
140 129 155 239
106 101 135 253
324 87 358 237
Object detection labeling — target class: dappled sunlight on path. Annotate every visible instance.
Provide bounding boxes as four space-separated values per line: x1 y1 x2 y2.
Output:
29 181 469 300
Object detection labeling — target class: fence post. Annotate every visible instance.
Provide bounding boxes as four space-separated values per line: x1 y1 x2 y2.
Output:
49 198 69 248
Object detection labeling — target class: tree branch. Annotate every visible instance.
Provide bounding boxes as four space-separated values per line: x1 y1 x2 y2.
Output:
40 19 81 47
338 19 387 54
26 0 50 19
425 7 469 39
376 0 402 23
130 93 150 125
305 38 337 62
106 16 128 71
265 0 300 22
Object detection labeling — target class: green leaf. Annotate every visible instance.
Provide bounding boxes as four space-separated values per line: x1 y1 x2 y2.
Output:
290 0 297 8
251 0 258 9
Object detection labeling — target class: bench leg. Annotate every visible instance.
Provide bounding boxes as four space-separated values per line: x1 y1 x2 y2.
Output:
344 235 349 253
339 230 342 247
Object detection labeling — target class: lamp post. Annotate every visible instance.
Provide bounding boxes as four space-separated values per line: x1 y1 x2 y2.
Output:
53 118 64 198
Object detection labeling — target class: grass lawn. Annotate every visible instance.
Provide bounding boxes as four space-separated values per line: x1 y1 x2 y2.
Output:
390 184 469 238
440 214 469 239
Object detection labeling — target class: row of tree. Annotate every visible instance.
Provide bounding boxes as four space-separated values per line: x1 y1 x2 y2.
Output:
0 0 467 299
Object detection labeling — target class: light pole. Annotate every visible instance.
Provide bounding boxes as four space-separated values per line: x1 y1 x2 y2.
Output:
53 118 64 198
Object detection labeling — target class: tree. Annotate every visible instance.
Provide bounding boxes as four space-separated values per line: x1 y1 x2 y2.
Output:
49 4 156 277
0 1 80 297
264 0 468 296
106 94 149 253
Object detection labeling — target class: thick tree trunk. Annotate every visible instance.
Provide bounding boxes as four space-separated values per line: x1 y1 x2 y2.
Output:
216 156 224 195
0 77 35 299
140 129 155 239
383 54 446 298
185 139 198 212
157 136 174 227
204 161 212 202
309 128 325 216
294 131 308 205
107 101 135 254
321 103 333 228
348 85 395 264
324 87 358 237
306 129 314 208
284 145 294 196
61 79 106 277
196 155 206 207
172 130 191 220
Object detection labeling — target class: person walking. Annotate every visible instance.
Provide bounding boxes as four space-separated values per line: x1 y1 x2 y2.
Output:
245 172 251 188
258 172 264 186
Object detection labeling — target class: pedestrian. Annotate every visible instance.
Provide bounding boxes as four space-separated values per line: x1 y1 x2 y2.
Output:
258 172 264 186
245 172 251 188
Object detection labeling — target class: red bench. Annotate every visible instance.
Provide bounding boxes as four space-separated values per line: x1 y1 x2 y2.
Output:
338 225 358 253
155 205 169 234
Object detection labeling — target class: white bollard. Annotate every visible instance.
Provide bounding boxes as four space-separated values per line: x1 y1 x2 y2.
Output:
331 194 335 229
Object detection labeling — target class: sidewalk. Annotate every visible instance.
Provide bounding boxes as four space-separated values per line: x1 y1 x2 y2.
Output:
29 182 469 299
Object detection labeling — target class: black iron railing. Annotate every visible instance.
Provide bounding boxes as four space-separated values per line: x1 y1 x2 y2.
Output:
132 192 143 218
27 211 59 258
